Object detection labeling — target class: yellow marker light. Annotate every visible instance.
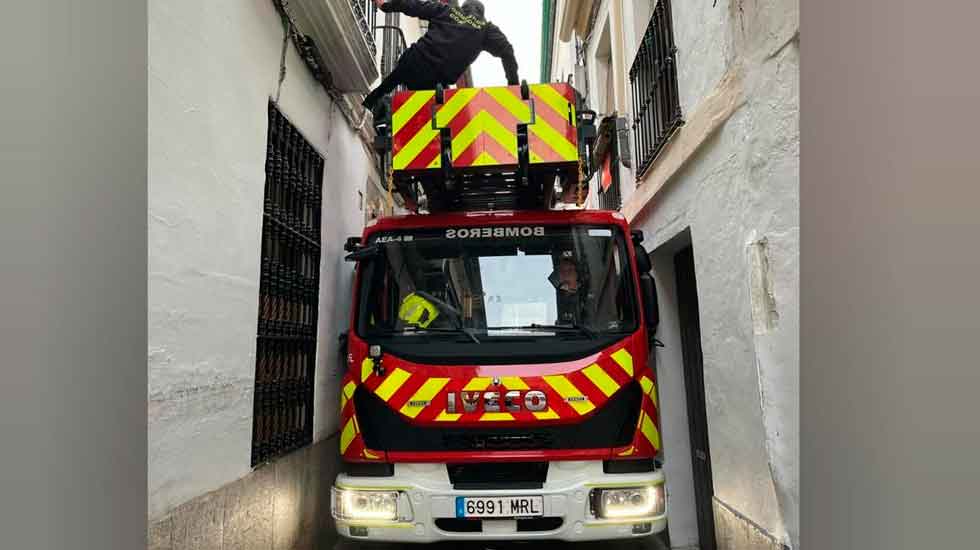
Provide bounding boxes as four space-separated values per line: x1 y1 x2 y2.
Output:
332 487 412 523
590 485 665 519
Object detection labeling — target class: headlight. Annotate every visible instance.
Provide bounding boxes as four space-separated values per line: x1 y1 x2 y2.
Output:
590 485 665 519
331 487 412 522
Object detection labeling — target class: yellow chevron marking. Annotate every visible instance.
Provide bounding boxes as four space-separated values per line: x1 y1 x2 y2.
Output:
427 155 440 169
340 418 357 454
361 358 373 383
583 363 620 397
640 411 661 449
543 375 595 415
363 449 380 460
394 122 438 170
463 377 492 391
451 110 518 161
485 87 532 123
640 376 658 408
399 377 450 418
435 410 462 422
392 90 435 134
340 381 356 412
375 368 412 401
618 446 636 457
480 412 515 421
531 84 574 125
486 86 576 162
610 349 634 377
473 152 498 166
528 119 578 160
501 377 529 390
533 408 560 420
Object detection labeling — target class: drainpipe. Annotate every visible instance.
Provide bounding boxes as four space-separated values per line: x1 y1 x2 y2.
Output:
539 0 556 83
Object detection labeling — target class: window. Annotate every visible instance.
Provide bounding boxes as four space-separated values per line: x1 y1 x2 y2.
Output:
354 225 638 364
630 0 683 177
251 103 323 466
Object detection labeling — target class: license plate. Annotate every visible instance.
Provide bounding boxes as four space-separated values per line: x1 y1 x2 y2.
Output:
455 496 544 518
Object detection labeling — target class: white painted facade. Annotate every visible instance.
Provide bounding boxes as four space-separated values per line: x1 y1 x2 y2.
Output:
148 0 384 520
546 0 799 548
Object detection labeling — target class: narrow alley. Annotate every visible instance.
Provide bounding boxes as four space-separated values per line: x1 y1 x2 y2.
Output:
147 1 799 550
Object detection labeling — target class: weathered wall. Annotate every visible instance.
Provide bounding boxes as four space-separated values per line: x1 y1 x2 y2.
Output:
632 0 799 547
149 0 371 521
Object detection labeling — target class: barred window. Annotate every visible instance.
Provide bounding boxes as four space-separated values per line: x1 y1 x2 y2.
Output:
251 103 323 466
630 0 683 177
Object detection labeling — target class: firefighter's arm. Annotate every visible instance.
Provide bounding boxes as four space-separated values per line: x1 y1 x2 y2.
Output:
376 0 448 20
483 24 520 86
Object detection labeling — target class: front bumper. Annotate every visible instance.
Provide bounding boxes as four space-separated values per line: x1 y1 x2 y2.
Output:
331 461 667 543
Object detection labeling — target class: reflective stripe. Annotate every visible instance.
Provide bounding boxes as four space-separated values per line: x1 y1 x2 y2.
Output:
543 374 595 415
363 449 380 460
375 368 412 401
500 377 529 390
533 408 560 420
361 358 373 383
435 410 462 422
340 418 357 454
583 363 620 397
399 377 450 418
611 349 634 377
463 377 492 391
479 412 515 421
640 375 658 408
392 91 434 133
640 411 661 449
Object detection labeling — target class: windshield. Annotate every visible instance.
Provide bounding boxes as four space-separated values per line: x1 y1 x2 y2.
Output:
356 224 638 343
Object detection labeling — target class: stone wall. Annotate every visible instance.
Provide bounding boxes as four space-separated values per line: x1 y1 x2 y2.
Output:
148 437 342 550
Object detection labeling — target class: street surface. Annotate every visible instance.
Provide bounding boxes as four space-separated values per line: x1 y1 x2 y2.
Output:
333 536 670 550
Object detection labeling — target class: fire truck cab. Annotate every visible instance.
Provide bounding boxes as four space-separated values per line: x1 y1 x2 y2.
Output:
332 82 666 543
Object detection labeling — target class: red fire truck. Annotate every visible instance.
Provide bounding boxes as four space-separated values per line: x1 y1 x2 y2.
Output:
332 81 665 543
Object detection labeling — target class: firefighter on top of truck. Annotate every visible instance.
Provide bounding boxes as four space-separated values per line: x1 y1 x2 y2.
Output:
363 0 520 115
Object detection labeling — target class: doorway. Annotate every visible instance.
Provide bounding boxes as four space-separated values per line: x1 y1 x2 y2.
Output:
674 246 716 550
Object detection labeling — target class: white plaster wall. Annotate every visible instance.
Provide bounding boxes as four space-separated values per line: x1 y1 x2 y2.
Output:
632 0 800 544
149 0 371 520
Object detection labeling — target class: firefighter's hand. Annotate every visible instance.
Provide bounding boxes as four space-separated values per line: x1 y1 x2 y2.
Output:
374 0 386 8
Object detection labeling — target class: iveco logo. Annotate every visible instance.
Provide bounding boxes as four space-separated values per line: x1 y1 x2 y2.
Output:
447 390 548 413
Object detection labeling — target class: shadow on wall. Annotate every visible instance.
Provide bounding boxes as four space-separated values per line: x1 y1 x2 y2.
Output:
147 437 344 550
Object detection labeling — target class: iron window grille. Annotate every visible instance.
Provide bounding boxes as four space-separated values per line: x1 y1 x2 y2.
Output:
351 0 379 58
629 0 683 177
251 102 323 466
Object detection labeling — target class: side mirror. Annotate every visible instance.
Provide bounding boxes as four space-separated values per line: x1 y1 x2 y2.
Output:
345 244 382 262
640 274 660 337
635 244 652 274
344 236 362 253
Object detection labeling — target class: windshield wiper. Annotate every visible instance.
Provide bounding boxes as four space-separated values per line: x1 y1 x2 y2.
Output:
377 326 481 344
493 323 597 340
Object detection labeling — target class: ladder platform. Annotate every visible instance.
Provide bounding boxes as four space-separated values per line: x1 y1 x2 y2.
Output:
380 82 588 213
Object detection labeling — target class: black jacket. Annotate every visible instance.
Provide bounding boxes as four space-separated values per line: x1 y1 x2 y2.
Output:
380 0 520 86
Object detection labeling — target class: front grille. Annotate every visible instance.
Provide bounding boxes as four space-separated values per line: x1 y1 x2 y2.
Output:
354 381 642 453
448 462 549 490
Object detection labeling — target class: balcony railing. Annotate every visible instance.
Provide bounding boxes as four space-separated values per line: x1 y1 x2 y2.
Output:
351 0 379 58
